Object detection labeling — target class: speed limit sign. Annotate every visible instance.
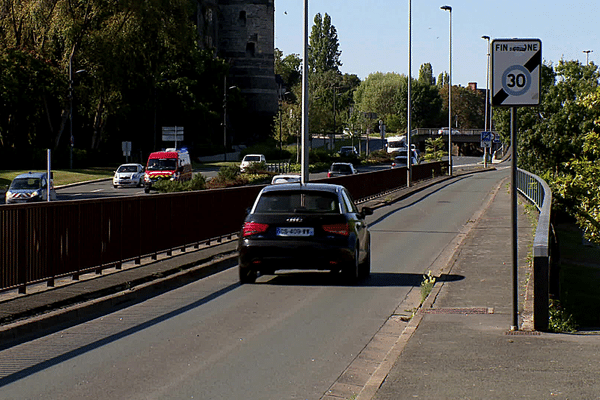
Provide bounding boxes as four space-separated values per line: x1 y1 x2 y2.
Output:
492 39 541 106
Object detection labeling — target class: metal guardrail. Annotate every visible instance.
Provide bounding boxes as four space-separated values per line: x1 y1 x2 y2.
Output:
0 162 447 294
516 168 556 331
266 162 291 173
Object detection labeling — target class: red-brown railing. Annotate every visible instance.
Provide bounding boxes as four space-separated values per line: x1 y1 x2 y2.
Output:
0 162 445 292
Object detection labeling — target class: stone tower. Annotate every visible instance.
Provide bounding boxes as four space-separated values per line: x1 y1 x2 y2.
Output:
196 0 278 144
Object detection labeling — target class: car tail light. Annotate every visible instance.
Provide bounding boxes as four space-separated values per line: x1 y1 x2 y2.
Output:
242 222 269 237
322 223 350 236
327 172 332 178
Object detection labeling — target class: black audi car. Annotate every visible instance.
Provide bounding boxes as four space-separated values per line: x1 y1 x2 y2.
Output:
237 183 372 284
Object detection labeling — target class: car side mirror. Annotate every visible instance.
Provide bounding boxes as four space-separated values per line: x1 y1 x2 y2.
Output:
360 206 373 218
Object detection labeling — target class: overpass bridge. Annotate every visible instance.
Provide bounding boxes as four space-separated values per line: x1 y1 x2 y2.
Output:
408 128 502 156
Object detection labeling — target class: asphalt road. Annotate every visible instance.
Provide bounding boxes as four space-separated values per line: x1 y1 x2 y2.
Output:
0 168 507 399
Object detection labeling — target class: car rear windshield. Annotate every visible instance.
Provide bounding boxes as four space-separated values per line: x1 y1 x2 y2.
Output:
254 191 340 214
331 164 351 173
244 156 261 162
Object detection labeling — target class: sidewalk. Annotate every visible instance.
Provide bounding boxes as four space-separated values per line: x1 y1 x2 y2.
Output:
371 176 600 400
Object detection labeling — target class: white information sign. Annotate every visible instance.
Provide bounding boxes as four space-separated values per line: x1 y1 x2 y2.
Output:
162 126 184 142
492 39 541 107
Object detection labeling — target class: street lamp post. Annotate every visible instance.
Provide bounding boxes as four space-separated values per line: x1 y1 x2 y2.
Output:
583 50 593 65
482 35 491 168
407 0 413 186
441 5 452 176
301 0 309 183
68 56 85 170
482 36 491 131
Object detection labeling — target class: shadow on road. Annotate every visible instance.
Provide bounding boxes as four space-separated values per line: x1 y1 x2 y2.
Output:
254 271 464 287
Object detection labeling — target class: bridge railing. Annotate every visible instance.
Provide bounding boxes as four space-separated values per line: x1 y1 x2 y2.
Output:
0 162 447 294
515 168 557 331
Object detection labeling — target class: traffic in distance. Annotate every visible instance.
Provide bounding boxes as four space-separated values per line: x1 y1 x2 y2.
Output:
1 132 485 204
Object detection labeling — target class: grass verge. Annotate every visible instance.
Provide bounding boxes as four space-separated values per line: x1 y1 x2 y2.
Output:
0 168 114 188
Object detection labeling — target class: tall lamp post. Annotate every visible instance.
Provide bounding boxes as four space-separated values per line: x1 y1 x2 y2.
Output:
407 0 413 186
441 5 452 176
482 35 491 168
583 50 593 65
301 0 309 183
482 36 491 131
68 56 86 170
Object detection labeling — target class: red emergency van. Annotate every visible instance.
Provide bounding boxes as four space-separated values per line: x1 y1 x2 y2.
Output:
143 149 192 193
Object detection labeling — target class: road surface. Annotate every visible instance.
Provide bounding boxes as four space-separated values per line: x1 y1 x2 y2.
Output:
0 168 507 399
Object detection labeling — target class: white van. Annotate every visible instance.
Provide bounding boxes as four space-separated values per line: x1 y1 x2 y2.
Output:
5 172 57 203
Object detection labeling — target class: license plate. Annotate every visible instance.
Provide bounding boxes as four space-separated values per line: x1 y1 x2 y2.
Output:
276 227 314 237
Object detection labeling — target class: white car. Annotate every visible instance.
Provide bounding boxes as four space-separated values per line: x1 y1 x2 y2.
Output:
271 174 301 184
113 163 145 188
438 127 461 135
327 162 357 178
240 154 266 172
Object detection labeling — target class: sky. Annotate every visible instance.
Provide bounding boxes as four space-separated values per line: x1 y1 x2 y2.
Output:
274 0 599 89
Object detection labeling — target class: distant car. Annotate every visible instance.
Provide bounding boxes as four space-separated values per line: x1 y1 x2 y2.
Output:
237 183 373 283
113 163 145 188
438 127 461 135
327 162 357 178
271 174 301 184
391 149 420 168
338 146 358 158
240 154 266 172
5 172 57 204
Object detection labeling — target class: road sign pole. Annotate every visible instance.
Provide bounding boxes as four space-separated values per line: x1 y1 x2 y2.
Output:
511 107 519 331
484 147 488 168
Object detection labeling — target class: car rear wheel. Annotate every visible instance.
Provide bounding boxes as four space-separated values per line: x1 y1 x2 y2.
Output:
239 264 257 284
359 245 371 278
342 245 360 283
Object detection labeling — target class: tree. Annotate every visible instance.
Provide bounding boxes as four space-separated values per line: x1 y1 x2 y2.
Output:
438 84 485 129
437 72 449 88
0 0 229 166
552 128 600 244
493 60 600 244
494 60 600 176
308 13 342 74
352 68 443 134
418 63 435 86
275 48 302 89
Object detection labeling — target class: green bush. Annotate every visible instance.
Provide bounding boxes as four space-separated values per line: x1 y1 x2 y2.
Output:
244 161 268 174
218 164 240 181
153 173 206 193
548 300 578 333
366 150 392 164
